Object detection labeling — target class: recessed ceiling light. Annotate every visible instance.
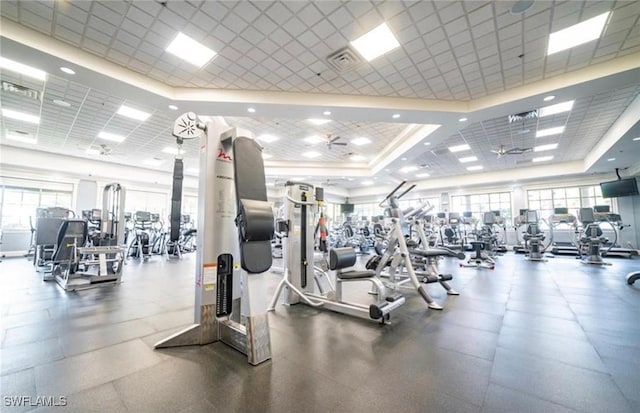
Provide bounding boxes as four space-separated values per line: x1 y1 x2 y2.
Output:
633 137 640 141
424 141 431 146
362 180 374 186
257 134 279 143
351 155 366 162
307 118 331 125
401 157 408 161
350 22 400 62
534 143 559 152
162 146 186 155
166 32 216 67
52 99 71 108
607 158 616 161
544 95 555 102
143 159 164 166
85 148 100 155
303 135 324 144
449 144 470 152
539 100 574 117
547 12 610 55
60 67 75 75
262 153 272 159
532 156 554 163
351 137 372 146
1 108 40 124
117 105 150 121
168 104 178 110
466 165 483 171
416 173 430 178
323 111 331 116
536 126 565 138
459 117 468 122
303 151 321 158
459 156 478 163
5 131 37 144
401 166 418 173
247 107 256 113
392 114 401 119
0 57 47 81
97 131 126 143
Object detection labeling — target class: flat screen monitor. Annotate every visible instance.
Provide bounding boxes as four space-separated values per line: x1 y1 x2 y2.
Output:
526 210 538 223
519 209 528 216
554 207 568 215
436 212 446 219
341 203 354 214
593 205 610 213
492 210 501 217
600 178 639 198
463 211 473 218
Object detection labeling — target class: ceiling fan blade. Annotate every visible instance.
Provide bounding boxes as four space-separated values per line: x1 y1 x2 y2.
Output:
329 136 340 143
333 142 347 146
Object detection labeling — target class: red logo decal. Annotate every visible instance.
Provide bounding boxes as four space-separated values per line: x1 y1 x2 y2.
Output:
217 148 232 161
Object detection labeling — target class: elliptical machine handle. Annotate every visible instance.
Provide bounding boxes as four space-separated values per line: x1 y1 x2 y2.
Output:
378 181 407 207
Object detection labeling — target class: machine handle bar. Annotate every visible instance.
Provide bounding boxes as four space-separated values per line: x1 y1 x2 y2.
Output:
397 184 416 199
286 195 316 206
379 181 407 207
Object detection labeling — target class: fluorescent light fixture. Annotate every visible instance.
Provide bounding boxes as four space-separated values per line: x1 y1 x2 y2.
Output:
607 158 616 161
532 156 554 163
362 180 374 186
143 158 164 166
633 137 640 141
424 141 431 146
539 100 574 117
5 132 36 144
52 99 71 107
117 105 151 121
416 173 430 178
257 134 279 143
323 111 331 116
459 156 477 163
304 135 324 144
534 143 559 152
0 57 47 81
536 126 565 138
262 153 273 159
162 146 186 155
248 107 256 113
350 155 366 162
392 114 401 119
168 105 178 110
60 67 75 75
351 137 372 146
97 131 126 142
547 12 610 55
350 22 400 61
187 168 199 174
449 144 470 153
544 95 555 101
166 32 216 67
401 157 408 161
1 109 40 124
466 165 483 171
303 151 321 158
459 117 468 122
307 118 331 125
85 148 100 155
401 166 418 173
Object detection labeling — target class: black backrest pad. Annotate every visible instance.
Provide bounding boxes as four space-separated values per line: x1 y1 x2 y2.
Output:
329 247 357 270
233 137 273 273
53 219 87 262
170 158 184 242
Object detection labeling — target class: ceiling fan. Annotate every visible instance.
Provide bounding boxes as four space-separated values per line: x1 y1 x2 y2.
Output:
325 134 347 150
490 144 532 158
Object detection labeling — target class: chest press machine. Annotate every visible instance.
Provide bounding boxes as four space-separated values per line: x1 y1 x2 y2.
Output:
268 181 405 323
155 114 274 365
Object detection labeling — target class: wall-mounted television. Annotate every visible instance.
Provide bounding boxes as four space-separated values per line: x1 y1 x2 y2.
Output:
340 203 354 214
600 178 639 198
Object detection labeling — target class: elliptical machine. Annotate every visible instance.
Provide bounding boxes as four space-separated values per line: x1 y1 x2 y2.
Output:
522 210 548 261
577 207 611 266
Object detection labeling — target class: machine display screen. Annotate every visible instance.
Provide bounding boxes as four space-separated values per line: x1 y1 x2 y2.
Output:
600 178 639 198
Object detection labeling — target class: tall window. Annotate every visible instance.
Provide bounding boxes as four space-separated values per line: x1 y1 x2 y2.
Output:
527 185 612 220
182 195 198 224
0 186 73 230
125 190 168 220
450 192 512 221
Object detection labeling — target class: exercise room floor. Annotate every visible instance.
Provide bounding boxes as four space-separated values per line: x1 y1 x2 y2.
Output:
1 252 639 413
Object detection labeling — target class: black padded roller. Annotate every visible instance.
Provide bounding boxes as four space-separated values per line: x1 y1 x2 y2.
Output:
170 158 184 242
329 247 357 270
238 199 274 242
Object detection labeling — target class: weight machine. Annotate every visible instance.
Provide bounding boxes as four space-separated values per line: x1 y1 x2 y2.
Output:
577 207 611 266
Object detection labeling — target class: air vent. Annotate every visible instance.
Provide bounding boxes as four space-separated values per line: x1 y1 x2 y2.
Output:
430 148 449 156
1 81 41 101
326 46 363 73
509 110 538 123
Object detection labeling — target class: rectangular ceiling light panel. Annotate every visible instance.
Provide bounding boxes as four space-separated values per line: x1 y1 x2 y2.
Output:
350 23 400 61
534 143 559 152
351 137 372 146
449 144 470 152
307 118 331 125
536 126 565 138
533 156 554 162
117 105 151 121
1 108 40 124
98 131 126 142
459 156 478 163
166 32 217 67
547 12 610 55
466 165 483 171
539 100 575 117
0 57 47 81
